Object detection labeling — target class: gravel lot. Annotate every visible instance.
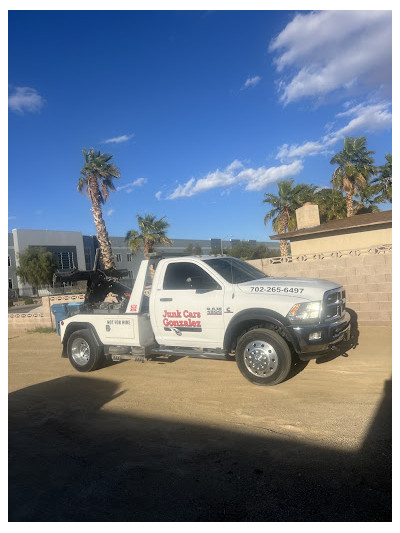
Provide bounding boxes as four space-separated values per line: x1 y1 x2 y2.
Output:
9 326 391 521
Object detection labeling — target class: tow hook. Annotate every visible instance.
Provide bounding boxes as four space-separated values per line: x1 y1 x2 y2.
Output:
328 344 349 357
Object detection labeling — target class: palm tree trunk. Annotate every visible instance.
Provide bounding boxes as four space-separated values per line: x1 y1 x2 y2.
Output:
144 240 156 279
279 239 289 257
346 192 354 217
89 178 116 271
279 212 289 257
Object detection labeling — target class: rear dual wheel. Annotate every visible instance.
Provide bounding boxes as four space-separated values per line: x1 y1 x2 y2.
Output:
235 328 292 386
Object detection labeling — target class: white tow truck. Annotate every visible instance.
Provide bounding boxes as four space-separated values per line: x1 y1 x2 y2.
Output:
58 255 351 386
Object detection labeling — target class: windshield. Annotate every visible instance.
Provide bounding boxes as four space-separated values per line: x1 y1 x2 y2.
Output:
203 257 267 284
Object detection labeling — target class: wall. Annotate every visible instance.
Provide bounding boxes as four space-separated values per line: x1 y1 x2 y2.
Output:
248 244 392 327
8 294 85 332
290 225 392 255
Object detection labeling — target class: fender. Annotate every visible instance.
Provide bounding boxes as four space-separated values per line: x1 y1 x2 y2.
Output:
62 322 103 358
223 307 301 353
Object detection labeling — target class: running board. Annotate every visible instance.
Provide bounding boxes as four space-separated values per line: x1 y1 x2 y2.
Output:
151 347 228 360
108 346 228 362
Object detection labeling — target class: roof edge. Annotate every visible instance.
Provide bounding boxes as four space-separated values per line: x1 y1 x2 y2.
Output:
269 210 392 240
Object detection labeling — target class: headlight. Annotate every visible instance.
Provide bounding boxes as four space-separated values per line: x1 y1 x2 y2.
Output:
287 301 321 323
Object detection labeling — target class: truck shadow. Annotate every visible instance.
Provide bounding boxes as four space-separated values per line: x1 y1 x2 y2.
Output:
9 374 391 522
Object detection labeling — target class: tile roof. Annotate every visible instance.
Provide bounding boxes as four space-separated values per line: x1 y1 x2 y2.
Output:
270 210 392 240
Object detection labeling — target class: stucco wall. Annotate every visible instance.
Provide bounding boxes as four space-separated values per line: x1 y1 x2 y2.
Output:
290 225 392 255
8 294 85 332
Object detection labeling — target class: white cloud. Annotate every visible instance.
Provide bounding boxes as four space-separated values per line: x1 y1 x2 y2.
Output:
332 102 392 138
155 191 162 200
8 87 45 113
277 101 392 162
116 177 147 193
167 159 303 199
241 161 304 191
226 159 244 172
270 11 392 105
103 134 134 144
276 141 329 161
241 76 261 90
106 208 115 216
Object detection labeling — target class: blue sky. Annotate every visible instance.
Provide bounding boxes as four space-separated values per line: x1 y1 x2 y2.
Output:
8 9 392 243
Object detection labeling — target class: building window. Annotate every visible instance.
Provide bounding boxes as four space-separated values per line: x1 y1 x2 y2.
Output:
8 255 11 267
57 251 75 270
116 254 122 262
127 253 132 262
84 248 92 268
9 279 13 289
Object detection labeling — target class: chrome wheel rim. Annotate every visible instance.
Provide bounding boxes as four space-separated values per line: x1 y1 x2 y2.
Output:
71 338 90 366
244 340 278 377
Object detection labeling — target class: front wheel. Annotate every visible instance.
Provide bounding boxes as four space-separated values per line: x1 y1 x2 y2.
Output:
67 329 103 372
235 328 292 386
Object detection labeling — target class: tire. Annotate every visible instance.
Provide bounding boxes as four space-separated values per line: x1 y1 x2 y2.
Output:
235 328 292 386
67 329 103 372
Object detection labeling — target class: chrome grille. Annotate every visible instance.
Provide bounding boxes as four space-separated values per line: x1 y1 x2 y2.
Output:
323 288 346 321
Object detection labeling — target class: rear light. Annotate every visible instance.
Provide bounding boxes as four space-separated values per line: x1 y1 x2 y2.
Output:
60 321 64 326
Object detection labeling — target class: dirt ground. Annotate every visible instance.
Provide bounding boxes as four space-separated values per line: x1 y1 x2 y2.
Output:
9 326 391 522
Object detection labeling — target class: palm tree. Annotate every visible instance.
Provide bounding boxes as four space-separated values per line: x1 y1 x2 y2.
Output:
313 188 347 223
263 180 316 256
78 148 120 272
371 153 392 204
126 214 173 276
330 137 376 217
354 183 381 214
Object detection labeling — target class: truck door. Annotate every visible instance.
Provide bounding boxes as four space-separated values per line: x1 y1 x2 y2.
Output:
151 261 225 348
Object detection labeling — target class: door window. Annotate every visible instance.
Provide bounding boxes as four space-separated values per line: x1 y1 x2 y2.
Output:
163 262 221 291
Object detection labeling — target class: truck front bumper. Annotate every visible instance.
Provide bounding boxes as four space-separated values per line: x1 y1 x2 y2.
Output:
286 311 351 360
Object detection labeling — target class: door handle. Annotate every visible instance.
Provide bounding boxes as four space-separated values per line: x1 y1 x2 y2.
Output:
160 298 173 302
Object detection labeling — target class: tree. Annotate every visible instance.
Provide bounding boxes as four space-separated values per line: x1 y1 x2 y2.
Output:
229 242 279 260
228 241 255 260
330 136 376 217
313 188 347 223
126 214 173 260
371 153 392 204
263 180 316 256
184 243 203 255
210 247 226 256
16 247 57 295
78 148 120 272
354 184 381 214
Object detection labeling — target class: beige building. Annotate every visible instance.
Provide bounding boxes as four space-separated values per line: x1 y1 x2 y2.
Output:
270 207 392 255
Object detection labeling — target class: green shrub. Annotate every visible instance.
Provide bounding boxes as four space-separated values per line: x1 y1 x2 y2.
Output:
8 300 14 308
24 298 34 305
